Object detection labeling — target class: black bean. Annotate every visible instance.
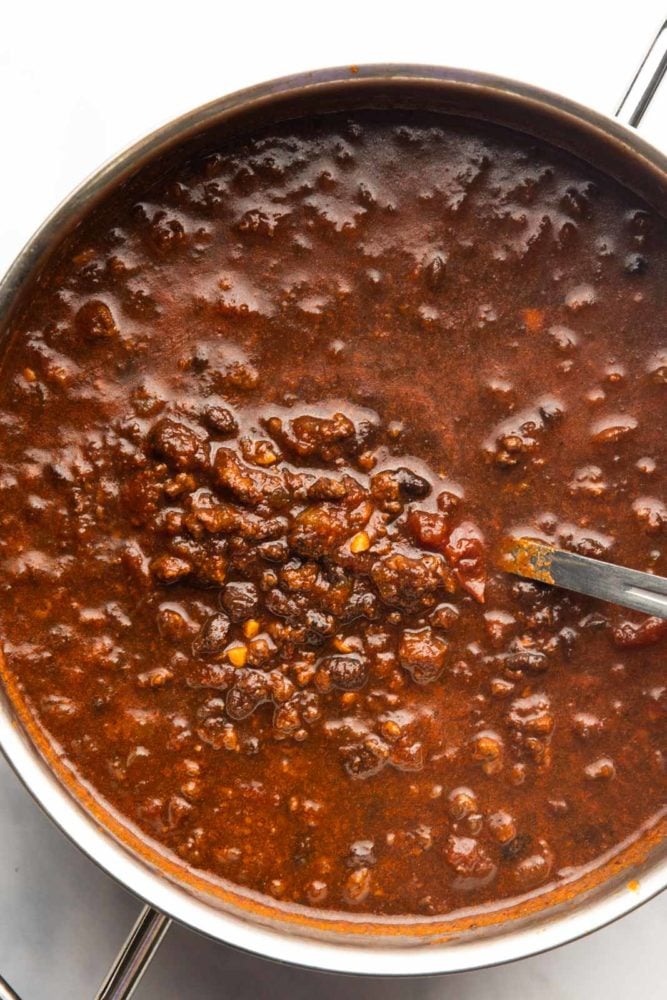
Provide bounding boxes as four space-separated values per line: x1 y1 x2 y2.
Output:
221 581 259 621
501 832 533 861
193 613 230 658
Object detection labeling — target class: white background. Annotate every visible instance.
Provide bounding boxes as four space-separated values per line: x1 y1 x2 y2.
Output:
1 1 666 997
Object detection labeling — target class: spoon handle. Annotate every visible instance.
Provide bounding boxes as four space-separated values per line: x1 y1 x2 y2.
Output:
500 538 667 619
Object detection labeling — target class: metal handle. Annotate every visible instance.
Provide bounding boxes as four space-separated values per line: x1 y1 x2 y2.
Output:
502 537 667 619
551 549 667 618
0 974 21 1000
616 19 667 125
94 905 171 1000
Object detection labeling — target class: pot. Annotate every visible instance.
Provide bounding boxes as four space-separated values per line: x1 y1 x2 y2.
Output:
0 23 666 1000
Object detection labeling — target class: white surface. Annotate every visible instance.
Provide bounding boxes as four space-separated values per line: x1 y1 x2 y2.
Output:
1 1 666 997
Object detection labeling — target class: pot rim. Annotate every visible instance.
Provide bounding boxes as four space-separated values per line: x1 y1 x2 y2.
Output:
0 62 665 976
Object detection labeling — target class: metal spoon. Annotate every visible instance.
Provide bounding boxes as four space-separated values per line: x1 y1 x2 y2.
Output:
500 537 667 619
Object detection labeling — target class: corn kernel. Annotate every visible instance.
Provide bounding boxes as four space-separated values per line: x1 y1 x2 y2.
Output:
333 636 353 653
243 619 260 639
227 644 247 667
382 720 401 741
255 448 277 466
357 450 377 471
350 530 370 554
23 368 37 382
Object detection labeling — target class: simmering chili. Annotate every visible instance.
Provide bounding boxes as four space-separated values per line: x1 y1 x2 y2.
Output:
0 111 665 918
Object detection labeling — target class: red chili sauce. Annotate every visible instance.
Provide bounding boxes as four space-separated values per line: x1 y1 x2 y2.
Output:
0 112 665 917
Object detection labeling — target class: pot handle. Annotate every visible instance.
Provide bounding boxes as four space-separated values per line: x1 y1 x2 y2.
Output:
93 905 171 1000
0 974 21 1000
616 18 667 125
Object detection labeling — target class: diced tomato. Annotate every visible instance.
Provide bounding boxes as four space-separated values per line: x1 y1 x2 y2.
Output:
406 510 449 549
444 521 487 604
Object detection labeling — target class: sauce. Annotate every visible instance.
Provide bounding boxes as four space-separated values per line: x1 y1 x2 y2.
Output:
0 112 665 918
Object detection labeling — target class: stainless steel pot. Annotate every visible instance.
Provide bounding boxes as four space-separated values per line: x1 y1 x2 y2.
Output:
1 22 666 1000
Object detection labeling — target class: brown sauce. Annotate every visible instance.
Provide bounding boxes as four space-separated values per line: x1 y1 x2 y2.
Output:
0 111 665 918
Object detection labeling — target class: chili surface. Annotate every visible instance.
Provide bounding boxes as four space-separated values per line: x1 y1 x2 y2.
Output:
0 111 665 918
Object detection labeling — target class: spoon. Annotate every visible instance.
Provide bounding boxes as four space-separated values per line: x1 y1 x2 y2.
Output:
500 537 667 620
